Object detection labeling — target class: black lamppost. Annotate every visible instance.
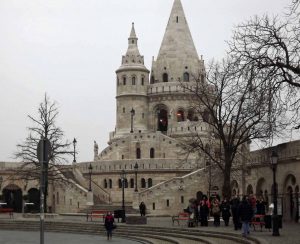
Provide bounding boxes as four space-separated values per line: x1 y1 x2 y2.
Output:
120 170 127 222
88 163 93 192
270 150 280 236
134 162 138 192
130 108 135 133
73 138 77 163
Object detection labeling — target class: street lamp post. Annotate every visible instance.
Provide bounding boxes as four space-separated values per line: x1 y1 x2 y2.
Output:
270 150 280 236
73 138 77 163
130 108 135 133
120 170 127 222
134 162 138 192
88 163 93 192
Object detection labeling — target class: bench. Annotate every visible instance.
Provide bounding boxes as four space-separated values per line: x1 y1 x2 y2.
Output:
251 214 265 231
172 212 190 226
86 210 108 222
0 208 14 218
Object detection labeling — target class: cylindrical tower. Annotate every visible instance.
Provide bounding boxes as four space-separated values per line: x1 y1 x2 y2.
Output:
115 23 150 137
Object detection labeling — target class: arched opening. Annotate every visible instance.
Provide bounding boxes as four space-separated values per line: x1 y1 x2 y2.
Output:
230 180 239 197
157 109 168 132
148 178 153 188
130 179 134 188
283 174 297 221
136 148 141 159
2 184 22 212
104 179 108 189
150 76 155 84
27 188 40 213
183 72 189 82
132 76 136 85
109 179 112 188
176 109 185 122
141 178 146 188
163 73 168 82
124 179 128 188
150 148 155 158
256 178 267 198
187 109 195 121
246 184 253 195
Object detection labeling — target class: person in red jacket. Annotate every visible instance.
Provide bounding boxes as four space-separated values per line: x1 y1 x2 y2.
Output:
104 212 115 240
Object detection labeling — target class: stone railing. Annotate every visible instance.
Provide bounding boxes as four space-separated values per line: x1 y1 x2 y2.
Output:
147 82 194 95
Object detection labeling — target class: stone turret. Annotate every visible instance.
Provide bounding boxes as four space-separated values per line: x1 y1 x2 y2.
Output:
115 23 150 137
150 0 205 84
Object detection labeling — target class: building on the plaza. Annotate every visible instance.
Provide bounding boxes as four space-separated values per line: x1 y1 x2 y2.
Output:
0 0 299 221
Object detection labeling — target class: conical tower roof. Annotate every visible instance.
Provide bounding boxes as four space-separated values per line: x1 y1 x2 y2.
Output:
151 0 203 83
157 0 199 61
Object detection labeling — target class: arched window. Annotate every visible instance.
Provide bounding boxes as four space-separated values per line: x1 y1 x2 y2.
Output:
118 179 122 188
141 76 145 85
124 179 128 188
132 76 136 85
148 178 153 188
109 179 112 188
187 109 195 121
130 178 134 188
163 73 168 82
150 148 155 158
176 110 185 122
104 179 108 189
157 109 168 132
150 76 155 84
136 148 141 159
183 72 189 82
141 178 146 188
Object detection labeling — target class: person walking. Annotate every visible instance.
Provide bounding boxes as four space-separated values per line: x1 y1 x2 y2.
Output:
238 196 253 237
139 202 146 216
211 198 221 227
230 195 241 230
104 212 115 240
220 198 231 226
199 196 210 226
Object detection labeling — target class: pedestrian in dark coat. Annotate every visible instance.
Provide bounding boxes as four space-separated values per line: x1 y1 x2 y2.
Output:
238 196 253 237
211 198 221 227
220 198 231 226
199 197 210 226
230 196 241 230
104 212 115 240
256 197 266 215
139 202 146 216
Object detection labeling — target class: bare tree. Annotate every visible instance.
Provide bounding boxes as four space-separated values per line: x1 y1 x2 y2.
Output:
14 94 73 212
229 1 300 124
180 58 287 198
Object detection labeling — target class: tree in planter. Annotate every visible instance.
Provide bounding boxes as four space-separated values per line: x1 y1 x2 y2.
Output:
13 94 74 212
180 58 288 199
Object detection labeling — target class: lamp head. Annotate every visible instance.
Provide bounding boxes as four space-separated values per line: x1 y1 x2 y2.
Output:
270 150 278 165
73 138 77 146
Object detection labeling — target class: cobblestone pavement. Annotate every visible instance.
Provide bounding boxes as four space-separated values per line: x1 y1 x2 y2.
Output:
0 230 139 244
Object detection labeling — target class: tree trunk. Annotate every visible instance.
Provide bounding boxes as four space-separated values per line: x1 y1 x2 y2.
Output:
222 154 232 199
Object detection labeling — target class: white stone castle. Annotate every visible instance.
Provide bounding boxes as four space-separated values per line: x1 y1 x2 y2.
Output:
0 0 299 221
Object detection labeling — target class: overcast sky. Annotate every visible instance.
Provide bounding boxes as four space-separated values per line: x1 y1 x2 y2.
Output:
0 0 291 163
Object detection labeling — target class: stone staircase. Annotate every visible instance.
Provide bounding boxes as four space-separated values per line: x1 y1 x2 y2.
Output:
135 168 209 215
0 219 263 244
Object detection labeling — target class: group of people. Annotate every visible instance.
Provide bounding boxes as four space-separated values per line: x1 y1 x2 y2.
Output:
186 194 268 237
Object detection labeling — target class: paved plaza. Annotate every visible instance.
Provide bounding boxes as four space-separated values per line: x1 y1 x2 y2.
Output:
0 214 299 244
0 230 139 244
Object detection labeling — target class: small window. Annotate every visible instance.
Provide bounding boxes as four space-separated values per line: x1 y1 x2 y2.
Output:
150 148 155 158
148 178 153 188
132 40 134 44
109 179 112 188
176 16 179 23
136 148 141 159
163 73 168 82
141 178 146 188
123 107 125 113
132 76 136 85
122 155 124 159
104 179 108 188
123 76 127 85
142 113 144 119
118 179 122 188
181 196 184 204
141 77 144 85
201 74 205 83
152 202 155 210
130 178 134 188
167 199 170 207
183 72 189 82
117 77 119 86
177 110 185 122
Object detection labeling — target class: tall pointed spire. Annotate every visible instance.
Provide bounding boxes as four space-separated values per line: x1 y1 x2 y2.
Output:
118 22 146 68
151 0 203 83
